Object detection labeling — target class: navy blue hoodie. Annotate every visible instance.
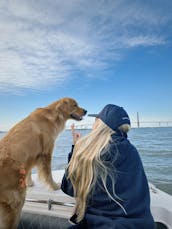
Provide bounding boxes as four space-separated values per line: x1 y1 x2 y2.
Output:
61 132 155 229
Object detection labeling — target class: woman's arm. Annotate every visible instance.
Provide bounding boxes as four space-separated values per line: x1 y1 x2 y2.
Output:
61 144 74 196
68 144 75 162
61 124 81 196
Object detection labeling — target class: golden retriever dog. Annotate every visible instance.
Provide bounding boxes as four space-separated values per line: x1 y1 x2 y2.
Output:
0 97 86 229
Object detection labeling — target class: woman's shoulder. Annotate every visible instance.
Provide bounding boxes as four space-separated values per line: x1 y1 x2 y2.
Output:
109 136 143 170
110 134 131 152
110 134 138 153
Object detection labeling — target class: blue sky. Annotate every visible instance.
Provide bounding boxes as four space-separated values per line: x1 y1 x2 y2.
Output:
0 0 172 130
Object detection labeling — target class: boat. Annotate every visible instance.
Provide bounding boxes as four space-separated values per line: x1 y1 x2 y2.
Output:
17 170 172 229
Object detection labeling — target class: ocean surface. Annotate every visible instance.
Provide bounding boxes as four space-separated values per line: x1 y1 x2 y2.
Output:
0 127 172 195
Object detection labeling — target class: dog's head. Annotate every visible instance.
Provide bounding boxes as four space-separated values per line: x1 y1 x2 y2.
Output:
54 97 87 121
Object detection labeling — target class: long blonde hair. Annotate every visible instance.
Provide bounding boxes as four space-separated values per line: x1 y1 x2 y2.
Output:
68 119 130 222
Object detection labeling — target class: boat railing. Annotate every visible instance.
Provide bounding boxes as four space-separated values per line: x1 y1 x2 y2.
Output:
25 198 75 210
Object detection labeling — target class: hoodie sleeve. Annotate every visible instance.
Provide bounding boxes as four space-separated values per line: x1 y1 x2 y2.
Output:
61 145 75 197
67 145 75 162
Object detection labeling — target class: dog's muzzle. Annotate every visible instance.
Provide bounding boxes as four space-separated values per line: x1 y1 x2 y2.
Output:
71 109 87 121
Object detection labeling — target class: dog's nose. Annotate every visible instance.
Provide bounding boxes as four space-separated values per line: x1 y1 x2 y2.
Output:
83 109 87 115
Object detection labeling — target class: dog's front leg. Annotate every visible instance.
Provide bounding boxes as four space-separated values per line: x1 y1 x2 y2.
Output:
37 151 60 190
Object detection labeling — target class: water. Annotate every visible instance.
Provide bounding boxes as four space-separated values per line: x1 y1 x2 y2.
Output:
0 127 172 195
128 127 172 195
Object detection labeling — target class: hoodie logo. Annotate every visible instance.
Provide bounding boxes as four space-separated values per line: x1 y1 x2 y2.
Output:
122 117 130 120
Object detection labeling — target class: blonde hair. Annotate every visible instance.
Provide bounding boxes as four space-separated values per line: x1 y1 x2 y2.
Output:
68 119 130 222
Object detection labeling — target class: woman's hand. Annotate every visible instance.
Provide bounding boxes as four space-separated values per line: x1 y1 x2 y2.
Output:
71 124 81 144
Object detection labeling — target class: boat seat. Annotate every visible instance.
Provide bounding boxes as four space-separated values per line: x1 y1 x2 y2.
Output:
17 212 71 229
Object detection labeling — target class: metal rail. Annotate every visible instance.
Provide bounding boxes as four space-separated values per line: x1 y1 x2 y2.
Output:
26 198 75 210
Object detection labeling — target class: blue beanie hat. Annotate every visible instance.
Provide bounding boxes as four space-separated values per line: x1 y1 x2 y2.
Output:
89 104 131 131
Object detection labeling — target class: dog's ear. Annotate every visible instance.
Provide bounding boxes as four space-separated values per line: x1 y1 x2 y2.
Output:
55 101 68 111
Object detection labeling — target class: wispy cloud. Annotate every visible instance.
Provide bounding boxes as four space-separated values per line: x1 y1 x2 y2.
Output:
123 36 166 48
0 0 171 93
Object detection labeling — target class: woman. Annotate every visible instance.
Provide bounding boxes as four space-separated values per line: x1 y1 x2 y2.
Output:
61 104 155 228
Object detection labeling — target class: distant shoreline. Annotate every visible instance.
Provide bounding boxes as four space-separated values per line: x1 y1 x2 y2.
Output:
65 126 172 130
1 126 172 133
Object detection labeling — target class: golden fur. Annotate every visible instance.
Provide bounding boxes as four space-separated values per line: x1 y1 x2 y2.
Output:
0 97 86 229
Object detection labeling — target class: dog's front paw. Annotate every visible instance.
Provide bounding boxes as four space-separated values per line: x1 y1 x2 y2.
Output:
49 182 61 191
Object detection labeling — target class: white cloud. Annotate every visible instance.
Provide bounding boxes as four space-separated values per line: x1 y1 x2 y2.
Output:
123 36 166 48
0 0 170 93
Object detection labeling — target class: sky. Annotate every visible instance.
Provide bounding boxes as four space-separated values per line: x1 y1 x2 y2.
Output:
0 0 172 130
